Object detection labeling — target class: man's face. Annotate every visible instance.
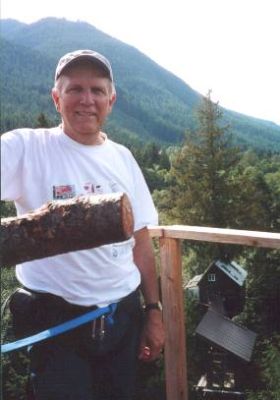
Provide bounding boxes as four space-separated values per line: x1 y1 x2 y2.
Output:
52 63 116 145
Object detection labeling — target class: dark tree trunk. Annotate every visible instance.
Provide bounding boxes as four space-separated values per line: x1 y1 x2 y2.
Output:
1 193 134 267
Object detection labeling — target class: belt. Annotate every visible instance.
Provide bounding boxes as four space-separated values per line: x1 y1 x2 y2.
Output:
2 286 140 354
1 303 117 354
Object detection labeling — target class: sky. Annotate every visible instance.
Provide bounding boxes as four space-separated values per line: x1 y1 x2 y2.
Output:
1 0 280 125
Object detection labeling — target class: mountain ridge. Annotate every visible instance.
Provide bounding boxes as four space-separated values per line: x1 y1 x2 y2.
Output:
1 17 279 151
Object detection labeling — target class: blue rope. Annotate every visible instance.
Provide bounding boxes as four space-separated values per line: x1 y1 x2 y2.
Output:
1 303 117 354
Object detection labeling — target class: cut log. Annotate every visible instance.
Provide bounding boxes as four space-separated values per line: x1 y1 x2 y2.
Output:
1 192 134 267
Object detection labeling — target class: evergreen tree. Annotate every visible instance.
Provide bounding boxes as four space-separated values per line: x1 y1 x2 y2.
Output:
35 113 50 128
167 91 240 229
154 91 242 264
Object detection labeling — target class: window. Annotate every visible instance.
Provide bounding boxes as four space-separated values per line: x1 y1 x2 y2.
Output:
208 273 216 282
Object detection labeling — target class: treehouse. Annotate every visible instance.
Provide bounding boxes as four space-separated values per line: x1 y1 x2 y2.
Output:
186 259 257 397
186 259 247 318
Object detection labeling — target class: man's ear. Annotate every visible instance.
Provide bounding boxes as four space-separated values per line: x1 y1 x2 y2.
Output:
51 88 60 112
109 92 116 111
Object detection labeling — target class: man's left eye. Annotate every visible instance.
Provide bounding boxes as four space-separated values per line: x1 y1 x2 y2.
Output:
92 88 104 95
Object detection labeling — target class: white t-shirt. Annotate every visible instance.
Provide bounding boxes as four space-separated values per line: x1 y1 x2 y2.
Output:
1 127 158 306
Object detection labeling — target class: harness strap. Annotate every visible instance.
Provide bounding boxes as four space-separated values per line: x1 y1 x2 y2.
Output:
1 303 117 354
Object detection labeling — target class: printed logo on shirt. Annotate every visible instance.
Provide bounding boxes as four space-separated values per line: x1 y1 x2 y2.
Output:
83 182 95 194
83 182 105 195
94 184 104 194
53 185 76 199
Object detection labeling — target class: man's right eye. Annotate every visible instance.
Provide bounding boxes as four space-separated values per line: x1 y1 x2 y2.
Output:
68 87 82 93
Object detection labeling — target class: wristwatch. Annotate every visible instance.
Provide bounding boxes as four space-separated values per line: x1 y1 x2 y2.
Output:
144 301 162 312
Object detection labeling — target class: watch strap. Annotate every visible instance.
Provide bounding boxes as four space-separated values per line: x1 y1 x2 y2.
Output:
144 301 162 312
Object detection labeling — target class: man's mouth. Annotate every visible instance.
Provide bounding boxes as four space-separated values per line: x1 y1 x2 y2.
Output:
76 111 96 117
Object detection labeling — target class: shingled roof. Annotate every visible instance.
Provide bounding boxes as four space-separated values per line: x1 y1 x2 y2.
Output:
195 309 257 362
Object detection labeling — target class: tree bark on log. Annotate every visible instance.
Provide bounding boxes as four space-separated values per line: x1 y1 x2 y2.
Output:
1 192 134 267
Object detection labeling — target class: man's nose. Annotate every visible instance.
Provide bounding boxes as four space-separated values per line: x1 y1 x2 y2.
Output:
80 89 95 104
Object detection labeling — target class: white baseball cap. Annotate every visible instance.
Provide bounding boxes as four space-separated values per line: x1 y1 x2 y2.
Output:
55 49 114 82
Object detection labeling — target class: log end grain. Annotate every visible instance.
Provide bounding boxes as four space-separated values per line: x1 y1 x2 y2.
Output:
119 192 134 239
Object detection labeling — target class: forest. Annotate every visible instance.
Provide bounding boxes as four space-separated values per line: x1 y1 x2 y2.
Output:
2 17 280 153
1 92 280 399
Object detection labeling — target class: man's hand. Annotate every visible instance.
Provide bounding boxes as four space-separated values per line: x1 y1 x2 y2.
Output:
138 310 165 362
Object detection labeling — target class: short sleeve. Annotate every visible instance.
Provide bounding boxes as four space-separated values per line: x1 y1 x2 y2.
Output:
1 130 24 201
128 155 158 231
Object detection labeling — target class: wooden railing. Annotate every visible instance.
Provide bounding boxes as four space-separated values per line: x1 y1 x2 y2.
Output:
148 225 280 400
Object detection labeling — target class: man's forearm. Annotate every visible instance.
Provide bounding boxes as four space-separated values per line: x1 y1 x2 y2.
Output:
133 227 160 304
133 227 165 361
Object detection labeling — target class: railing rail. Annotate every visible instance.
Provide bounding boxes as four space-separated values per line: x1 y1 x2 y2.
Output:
148 225 280 400
149 225 280 249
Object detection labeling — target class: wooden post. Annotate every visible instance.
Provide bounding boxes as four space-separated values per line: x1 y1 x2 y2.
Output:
159 237 188 400
1 192 134 267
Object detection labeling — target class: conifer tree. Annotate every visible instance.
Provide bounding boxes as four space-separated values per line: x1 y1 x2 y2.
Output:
35 112 50 128
168 91 240 229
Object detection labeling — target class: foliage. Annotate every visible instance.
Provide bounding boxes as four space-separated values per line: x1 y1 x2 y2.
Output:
246 335 280 400
229 152 280 232
152 93 280 398
167 92 240 227
156 92 247 265
1 267 29 400
1 18 280 150
1 201 16 218
130 142 171 192
184 293 208 389
260 335 280 395
36 112 51 128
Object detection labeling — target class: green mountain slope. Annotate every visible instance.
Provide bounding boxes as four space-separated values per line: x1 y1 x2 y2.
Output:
1 17 280 151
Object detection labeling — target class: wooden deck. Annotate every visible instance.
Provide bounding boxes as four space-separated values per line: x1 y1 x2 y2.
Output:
148 225 280 400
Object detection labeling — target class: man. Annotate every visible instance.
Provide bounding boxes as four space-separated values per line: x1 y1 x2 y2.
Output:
1 49 164 400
